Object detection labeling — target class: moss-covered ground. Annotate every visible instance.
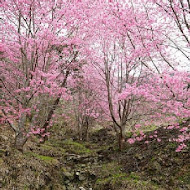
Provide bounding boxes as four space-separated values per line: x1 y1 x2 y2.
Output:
0 126 189 190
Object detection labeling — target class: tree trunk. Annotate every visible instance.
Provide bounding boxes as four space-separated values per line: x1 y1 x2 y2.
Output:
112 123 119 134
41 71 69 142
85 123 89 142
78 123 83 141
14 113 27 151
15 132 27 152
118 126 125 151
86 130 89 142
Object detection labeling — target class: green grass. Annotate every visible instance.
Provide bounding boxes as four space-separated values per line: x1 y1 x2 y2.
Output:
95 161 164 190
95 173 162 190
24 185 29 190
129 172 141 180
178 174 190 184
177 166 190 184
41 143 66 154
0 149 6 157
24 152 58 164
142 125 158 132
61 139 93 155
101 162 123 175
95 162 127 187
167 142 178 149
0 158 4 165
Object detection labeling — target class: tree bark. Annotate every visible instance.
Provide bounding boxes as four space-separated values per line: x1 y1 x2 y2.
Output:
118 126 125 151
41 71 69 142
85 119 89 142
15 132 27 152
14 113 27 152
78 123 83 141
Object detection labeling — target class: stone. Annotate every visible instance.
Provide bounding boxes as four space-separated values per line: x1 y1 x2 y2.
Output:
75 171 80 176
79 187 86 190
63 171 74 180
79 174 86 181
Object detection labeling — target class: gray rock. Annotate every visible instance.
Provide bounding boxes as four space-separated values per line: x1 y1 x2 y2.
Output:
79 174 86 181
63 171 74 180
79 187 86 190
75 171 80 176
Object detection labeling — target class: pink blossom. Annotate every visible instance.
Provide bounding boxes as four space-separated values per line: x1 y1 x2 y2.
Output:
176 143 187 152
167 126 174 130
127 138 135 144
135 124 141 129
180 127 188 132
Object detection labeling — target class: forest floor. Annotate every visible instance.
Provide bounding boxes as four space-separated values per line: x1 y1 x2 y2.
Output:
0 126 189 190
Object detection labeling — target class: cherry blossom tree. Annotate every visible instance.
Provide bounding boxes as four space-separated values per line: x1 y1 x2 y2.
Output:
0 0 86 151
120 70 190 151
153 0 190 66
69 65 107 141
82 0 173 149
0 0 189 152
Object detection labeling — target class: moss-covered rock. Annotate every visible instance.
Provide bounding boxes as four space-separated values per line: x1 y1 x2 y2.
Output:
94 161 164 190
95 173 164 190
61 139 93 155
24 151 59 164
